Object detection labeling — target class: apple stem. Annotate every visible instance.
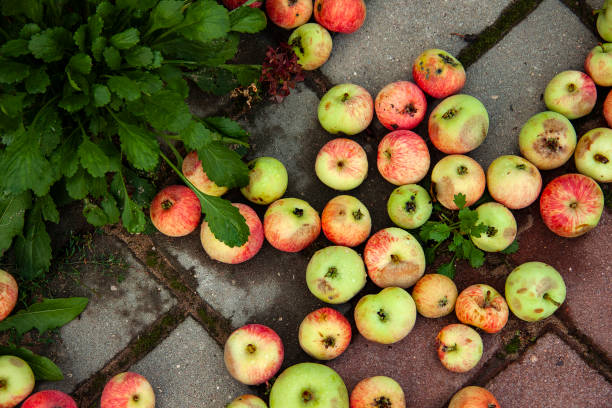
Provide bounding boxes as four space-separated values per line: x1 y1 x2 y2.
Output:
0 379 5 389
483 290 491 308
341 92 350 102
441 343 457 352
543 293 561 307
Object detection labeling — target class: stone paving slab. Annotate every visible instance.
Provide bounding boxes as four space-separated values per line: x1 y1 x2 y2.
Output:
40 235 176 393
320 0 513 94
486 332 612 407
588 0 603 10
462 0 597 169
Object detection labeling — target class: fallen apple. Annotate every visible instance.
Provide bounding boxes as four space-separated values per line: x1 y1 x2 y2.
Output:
264 198 321 252
299 307 352 360
412 49 466 98
470 202 517 252
375 81 427 131
266 0 312 30
455 284 509 333
315 138 368 190
350 376 405 408
543 70 597 119
222 0 262 9
431 154 485 210
377 130 430 186
240 156 288 205
318 83 374 135
321 195 371 247
596 0 612 41
574 128 612 183
150 185 201 237
0 356 35 408
288 23 333 71
313 0 366 34
585 43 612 86
411 273 458 318
100 372 155 408
487 155 542 210
448 386 500 408
436 324 483 373
387 184 433 230
605 89 612 127
22 390 78 408
0 269 17 322
182 151 228 197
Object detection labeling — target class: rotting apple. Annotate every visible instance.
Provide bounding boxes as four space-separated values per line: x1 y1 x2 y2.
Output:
505 261 566 322
448 386 500 408
377 130 430 185
470 202 517 252
605 89 612 127
321 195 371 247
412 49 466 98
318 84 374 135
240 157 288 205
265 0 312 30
299 307 352 360
227 394 268 408
150 185 201 237
182 151 228 197
269 363 349 408
354 287 417 344
264 198 321 252
364 227 426 289
428 94 489 154
375 81 427 131
289 23 333 71
431 154 485 210
518 111 577 170
313 0 366 34
100 372 155 408
387 184 433 230
306 246 366 304
315 138 368 191
201 203 263 264
543 70 597 119
224 324 284 385
350 376 405 408
436 324 483 373
455 284 509 334
411 274 458 318
540 173 604 238
22 390 78 408
574 128 612 183
487 155 542 210
0 356 35 408
0 269 17 322
585 43 612 86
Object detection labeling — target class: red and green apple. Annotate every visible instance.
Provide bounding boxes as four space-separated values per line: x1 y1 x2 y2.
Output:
321 195 371 247
264 198 321 252
318 84 373 135
387 184 433 230
100 372 155 408
150 185 201 237
375 81 427 131
313 0 366 34
411 274 458 318
574 128 612 183
377 130 430 185
436 324 483 373
470 202 517 252
431 155 485 210
315 138 368 191
543 70 596 119
412 49 466 98
298 307 351 360
241 157 288 205
487 155 541 210
289 23 333 71
455 284 509 334
350 376 405 408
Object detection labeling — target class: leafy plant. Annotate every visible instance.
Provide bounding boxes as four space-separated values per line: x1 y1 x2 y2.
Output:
419 193 519 279
259 43 305 102
0 345 64 380
0 0 267 280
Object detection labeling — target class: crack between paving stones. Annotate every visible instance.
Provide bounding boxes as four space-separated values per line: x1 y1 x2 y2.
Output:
558 0 599 36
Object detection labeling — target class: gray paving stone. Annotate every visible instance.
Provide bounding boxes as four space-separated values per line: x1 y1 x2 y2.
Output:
462 0 597 168
320 0 513 94
587 0 603 10
130 318 251 407
40 235 176 393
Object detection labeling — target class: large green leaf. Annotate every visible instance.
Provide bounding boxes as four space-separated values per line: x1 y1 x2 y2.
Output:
199 194 248 247
229 6 266 33
0 346 63 381
78 137 113 178
14 203 52 280
142 90 191 133
203 116 249 141
153 33 239 65
110 27 140 50
28 27 72 62
180 121 213 151
147 0 184 34
178 0 230 43
116 121 160 171
0 191 32 255
0 62 30 84
197 141 248 188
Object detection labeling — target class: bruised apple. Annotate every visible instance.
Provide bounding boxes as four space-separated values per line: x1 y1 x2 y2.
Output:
375 81 427 131
321 195 371 247
431 155 485 210
412 49 466 98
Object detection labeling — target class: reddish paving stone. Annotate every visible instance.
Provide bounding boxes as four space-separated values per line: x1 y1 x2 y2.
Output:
486 333 612 407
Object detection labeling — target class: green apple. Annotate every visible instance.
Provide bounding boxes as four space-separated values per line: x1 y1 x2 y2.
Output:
436 324 483 373
318 84 373 135
306 246 366 304
0 356 35 408
505 261 566 322
518 111 577 170
241 157 288 205
486 155 542 210
315 138 368 190
470 202 517 252
543 70 597 119
387 184 432 229
354 287 417 344
597 0 612 41
584 43 612 86
269 363 349 408
289 23 333 70
431 154 485 210
574 128 612 183
227 394 268 408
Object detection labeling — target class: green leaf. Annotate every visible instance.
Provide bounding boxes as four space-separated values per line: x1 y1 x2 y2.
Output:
78 137 113 177
200 194 248 247
39 195 59 223
181 121 213 151
25 67 50 94
123 168 156 207
157 64 189 98
31 104 62 156
28 27 72 62
147 0 185 34
2 0 43 22
437 261 456 279
65 167 90 199
110 27 140 50
125 46 153 67
424 246 436 265
0 346 63 381
501 239 519 254
470 222 488 238
458 207 479 234
83 195 120 226
116 121 160 171
73 24 87 51
19 23 41 39
69 53 93 75
0 191 32 255
0 93 26 118
111 173 147 233
203 116 249 141
103 46 121 70
58 93 89 113
131 72 163 94
178 0 230 43
96 1 115 19
14 203 51 280
108 75 141 101
0 62 30 84
419 222 451 243
92 84 111 107
1 39 30 57
453 193 467 209
116 0 158 10
50 133 80 178
468 245 485 268
191 66 235 95
91 37 107 61
143 90 191 132
229 6 266 33
0 297 88 336
88 14 105 40
197 142 249 188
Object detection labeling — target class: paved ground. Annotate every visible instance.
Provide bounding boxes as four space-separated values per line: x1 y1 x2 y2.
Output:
22 0 612 407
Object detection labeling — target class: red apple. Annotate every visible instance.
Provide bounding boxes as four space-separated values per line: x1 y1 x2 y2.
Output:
455 284 509 334
321 195 371 247
224 324 284 385
604 89 612 127
264 198 321 252
431 155 485 210
150 185 201 237
314 0 366 34
584 43 612 86
377 130 430 185
200 203 263 264
412 49 466 98
182 151 228 197
544 70 597 119
411 274 458 318
375 81 427 131
299 307 351 360
0 269 17 322
266 0 312 29
350 376 405 408
540 173 604 238
315 138 368 190
100 372 155 408
448 386 500 408
222 0 262 9
22 390 77 408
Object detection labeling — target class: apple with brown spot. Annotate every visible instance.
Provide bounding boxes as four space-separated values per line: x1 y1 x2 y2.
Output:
574 128 612 183
544 70 596 119
100 372 155 408
315 138 368 191
486 155 542 210
266 0 312 30
182 151 228 197
412 49 466 98
150 185 201 237
470 202 517 252
0 269 17 322
455 284 509 334
375 81 427 131
377 130 430 186
0 356 35 408
299 307 351 360
436 324 483 373
584 43 612 86
431 155 485 210
321 195 371 247
288 23 333 71
314 0 366 34
350 376 405 408
201 203 263 264
448 386 500 408
264 198 321 252
22 390 77 408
